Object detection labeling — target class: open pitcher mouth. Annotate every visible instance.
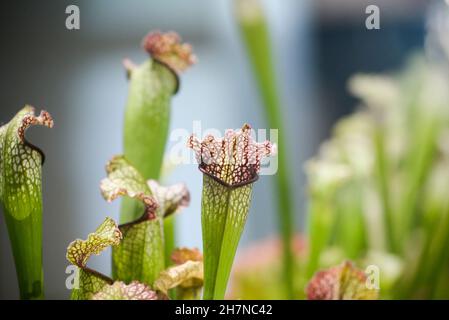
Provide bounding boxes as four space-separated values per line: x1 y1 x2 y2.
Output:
142 31 196 91
198 164 259 189
12 106 53 165
188 123 276 187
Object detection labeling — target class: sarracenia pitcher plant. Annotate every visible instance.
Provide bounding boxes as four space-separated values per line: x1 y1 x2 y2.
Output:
101 156 189 286
188 124 276 299
67 202 203 300
121 31 195 265
0 106 53 299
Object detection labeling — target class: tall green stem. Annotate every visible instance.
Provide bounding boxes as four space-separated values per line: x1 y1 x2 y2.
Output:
373 128 396 253
236 0 294 298
398 116 439 246
306 194 334 278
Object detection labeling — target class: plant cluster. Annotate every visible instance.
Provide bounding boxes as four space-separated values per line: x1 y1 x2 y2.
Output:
1 31 279 300
4 1 449 301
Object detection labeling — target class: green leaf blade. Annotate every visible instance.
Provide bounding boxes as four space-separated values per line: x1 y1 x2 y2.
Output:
235 0 295 298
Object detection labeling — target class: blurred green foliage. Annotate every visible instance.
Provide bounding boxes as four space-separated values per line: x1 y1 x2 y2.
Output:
235 0 295 299
306 54 449 299
230 53 449 299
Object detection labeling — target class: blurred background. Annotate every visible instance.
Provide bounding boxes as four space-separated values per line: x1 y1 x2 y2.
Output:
0 0 430 299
